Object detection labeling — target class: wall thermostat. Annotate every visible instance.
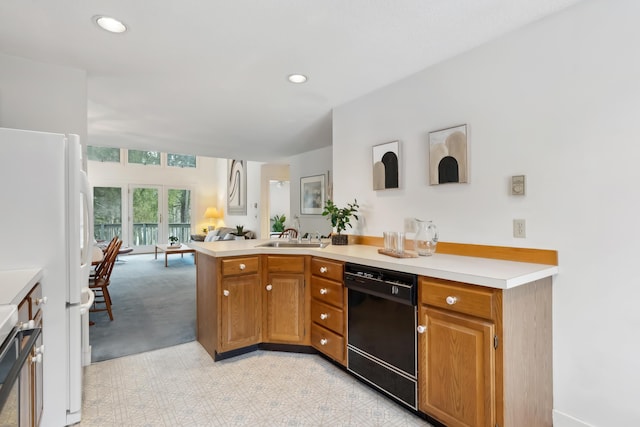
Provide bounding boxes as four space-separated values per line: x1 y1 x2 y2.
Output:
511 175 525 196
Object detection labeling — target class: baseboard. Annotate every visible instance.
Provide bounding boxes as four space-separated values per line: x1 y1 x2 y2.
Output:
553 410 596 427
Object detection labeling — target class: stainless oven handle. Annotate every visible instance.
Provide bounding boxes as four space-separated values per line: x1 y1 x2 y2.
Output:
0 328 42 412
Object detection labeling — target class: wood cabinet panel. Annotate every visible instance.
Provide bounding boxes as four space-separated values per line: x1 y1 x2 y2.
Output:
220 274 261 352
310 276 343 308
266 255 305 273
264 273 305 343
310 257 343 282
196 253 218 358
420 278 494 320
221 256 259 276
419 306 495 427
310 299 343 335
311 323 344 363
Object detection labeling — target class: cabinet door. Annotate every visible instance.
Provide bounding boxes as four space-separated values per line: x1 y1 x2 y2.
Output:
220 274 261 352
264 273 305 344
418 306 496 427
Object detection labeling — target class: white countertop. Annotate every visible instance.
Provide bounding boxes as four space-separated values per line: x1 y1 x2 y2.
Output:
0 268 43 304
187 240 558 289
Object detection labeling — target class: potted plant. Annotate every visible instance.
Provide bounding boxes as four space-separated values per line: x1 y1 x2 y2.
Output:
168 235 180 246
322 199 359 245
232 225 247 240
271 214 286 233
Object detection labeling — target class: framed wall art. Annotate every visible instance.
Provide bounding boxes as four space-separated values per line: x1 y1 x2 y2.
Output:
227 159 247 215
372 140 399 190
429 124 468 185
300 174 325 215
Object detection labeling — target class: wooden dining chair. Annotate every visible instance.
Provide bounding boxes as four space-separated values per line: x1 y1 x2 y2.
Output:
89 238 122 321
278 228 298 239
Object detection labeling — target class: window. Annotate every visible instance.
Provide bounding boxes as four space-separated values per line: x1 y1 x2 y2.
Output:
167 153 196 168
128 149 160 165
93 187 122 241
87 146 120 163
167 189 192 242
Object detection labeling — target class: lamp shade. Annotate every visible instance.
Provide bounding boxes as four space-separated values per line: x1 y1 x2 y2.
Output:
204 207 220 219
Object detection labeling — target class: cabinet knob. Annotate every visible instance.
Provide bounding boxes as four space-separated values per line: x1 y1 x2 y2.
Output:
319 288 328 295
320 267 328 273
35 296 48 306
223 290 230 297
31 353 43 364
446 296 458 305
320 313 328 320
417 325 427 334
20 320 35 330
266 284 273 291
35 345 45 355
320 338 328 346
239 263 246 270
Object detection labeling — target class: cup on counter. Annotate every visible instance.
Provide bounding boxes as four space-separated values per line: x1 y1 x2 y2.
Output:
383 231 395 252
395 232 405 255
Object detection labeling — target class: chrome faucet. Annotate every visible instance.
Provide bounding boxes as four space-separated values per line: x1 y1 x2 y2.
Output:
293 215 302 243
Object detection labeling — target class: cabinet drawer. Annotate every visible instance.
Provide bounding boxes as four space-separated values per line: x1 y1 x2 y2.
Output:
311 300 344 335
310 276 343 308
266 255 305 273
311 323 344 363
221 256 259 276
311 257 343 282
420 278 495 320
28 283 43 319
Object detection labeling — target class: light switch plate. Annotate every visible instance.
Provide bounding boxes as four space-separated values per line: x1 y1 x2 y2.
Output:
511 175 525 196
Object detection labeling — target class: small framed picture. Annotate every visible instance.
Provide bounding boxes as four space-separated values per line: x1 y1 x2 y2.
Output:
372 140 399 190
429 124 468 185
300 174 325 215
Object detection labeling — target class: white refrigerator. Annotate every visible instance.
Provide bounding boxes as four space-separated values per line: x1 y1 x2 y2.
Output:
0 127 94 426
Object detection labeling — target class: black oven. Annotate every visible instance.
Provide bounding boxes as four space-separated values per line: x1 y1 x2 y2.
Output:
0 326 41 426
345 263 418 409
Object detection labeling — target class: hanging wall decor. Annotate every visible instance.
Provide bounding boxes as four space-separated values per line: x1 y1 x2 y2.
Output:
429 124 468 185
300 174 325 215
227 159 247 215
372 140 399 190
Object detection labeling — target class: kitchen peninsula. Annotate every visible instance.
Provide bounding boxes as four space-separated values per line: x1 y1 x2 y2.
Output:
189 239 558 427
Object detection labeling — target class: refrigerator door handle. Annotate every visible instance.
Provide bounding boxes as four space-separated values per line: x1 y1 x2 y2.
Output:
79 288 95 315
79 169 93 270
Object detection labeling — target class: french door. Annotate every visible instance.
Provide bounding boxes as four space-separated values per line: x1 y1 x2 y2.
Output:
128 185 192 251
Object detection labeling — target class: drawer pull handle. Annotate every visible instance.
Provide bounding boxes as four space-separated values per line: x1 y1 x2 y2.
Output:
266 284 272 291
223 290 230 297
446 296 458 305
239 263 246 270
320 267 328 273
32 353 43 364
417 325 426 334
35 296 48 306
320 338 328 346
320 313 328 320
319 288 328 295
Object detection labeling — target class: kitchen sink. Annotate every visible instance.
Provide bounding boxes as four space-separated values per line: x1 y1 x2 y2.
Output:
257 241 329 248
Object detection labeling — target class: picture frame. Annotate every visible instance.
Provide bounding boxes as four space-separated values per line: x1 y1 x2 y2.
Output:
300 174 325 215
372 140 399 190
429 124 468 185
227 159 247 215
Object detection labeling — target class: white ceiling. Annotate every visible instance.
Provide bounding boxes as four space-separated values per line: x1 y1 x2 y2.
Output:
0 0 582 161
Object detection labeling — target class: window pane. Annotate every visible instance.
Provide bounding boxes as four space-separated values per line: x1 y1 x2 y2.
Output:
168 189 192 242
93 187 122 241
167 153 196 168
128 149 160 165
132 188 159 245
88 146 120 162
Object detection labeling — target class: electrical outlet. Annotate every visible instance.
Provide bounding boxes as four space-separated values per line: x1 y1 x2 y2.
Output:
513 219 526 238
404 218 416 233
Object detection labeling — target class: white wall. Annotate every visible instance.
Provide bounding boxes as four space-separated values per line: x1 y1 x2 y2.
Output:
0 52 87 145
269 181 291 228
332 0 640 425
287 146 333 237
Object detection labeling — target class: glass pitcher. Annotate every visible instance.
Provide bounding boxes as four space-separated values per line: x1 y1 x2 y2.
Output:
414 219 438 256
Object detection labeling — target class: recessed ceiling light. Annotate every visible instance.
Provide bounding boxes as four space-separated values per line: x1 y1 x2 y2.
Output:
288 74 308 84
93 15 127 34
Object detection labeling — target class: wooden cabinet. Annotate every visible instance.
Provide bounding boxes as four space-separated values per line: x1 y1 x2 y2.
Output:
219 257 261 353
17 283 44 427
418 276 552 427
309 257 346 365
263 256 308 344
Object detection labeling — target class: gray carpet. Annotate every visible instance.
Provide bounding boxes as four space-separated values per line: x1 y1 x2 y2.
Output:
89 252 196 362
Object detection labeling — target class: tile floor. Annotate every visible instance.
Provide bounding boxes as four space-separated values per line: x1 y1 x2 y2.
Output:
79 341 431 426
